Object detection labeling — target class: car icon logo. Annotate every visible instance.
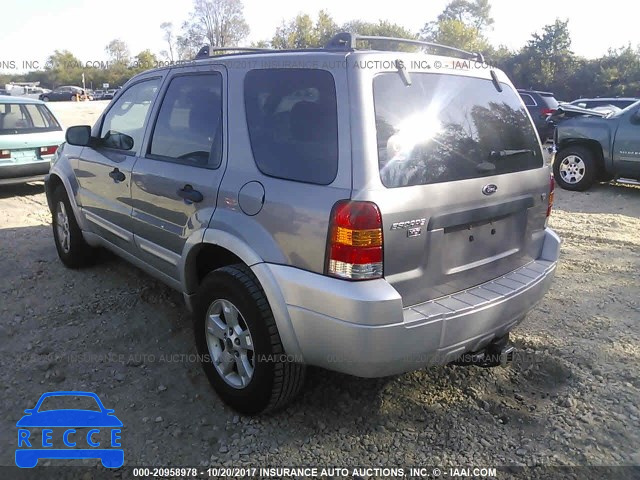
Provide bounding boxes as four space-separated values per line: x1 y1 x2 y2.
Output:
15 391 123 468
482 184 498 195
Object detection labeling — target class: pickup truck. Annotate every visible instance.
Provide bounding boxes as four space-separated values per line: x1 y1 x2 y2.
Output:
552 101 640 191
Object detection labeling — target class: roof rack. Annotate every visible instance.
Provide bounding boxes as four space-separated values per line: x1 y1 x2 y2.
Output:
194 45 273 60
191 32 485 63
325 32 485 63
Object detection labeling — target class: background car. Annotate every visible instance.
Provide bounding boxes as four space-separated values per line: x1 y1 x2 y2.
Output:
39 86 87 102
92 90 105 100
0 95 64 185
102 89 117 100
518 89 560 141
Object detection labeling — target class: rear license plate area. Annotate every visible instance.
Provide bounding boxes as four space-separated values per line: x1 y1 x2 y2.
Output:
442 213 525 273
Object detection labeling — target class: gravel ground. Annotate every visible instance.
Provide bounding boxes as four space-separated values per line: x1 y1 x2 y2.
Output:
0 103 638 477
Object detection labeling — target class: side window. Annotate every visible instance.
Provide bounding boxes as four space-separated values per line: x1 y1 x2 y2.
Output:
244 69 338 185
520 94 536 107
100 78 160 151
148 73 223 168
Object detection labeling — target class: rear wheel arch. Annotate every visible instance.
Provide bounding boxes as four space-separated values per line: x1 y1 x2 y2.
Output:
558 139 606 174
554 143 600 191
45 174 65 211
181 232 304 360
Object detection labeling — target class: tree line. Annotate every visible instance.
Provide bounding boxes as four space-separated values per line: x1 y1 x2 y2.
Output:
2 0 638 100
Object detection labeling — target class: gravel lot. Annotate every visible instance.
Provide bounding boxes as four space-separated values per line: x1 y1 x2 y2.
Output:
1 102 638 477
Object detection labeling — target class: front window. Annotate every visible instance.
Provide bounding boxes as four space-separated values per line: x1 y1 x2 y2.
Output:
0 103 62 135
374 73 542 188
100 78 160 151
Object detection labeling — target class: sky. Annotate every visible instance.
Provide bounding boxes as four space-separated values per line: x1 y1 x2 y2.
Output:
1 0 639 73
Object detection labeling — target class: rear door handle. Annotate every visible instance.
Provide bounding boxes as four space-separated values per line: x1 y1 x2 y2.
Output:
109 168 126 183
177 184 203 203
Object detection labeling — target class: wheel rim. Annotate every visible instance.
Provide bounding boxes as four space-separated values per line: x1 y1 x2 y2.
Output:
559 155 586 184
55 201 71 254
205 299 255 389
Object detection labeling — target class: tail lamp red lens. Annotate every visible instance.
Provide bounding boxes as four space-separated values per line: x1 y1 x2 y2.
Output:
40 146 58 156
326 200 383 280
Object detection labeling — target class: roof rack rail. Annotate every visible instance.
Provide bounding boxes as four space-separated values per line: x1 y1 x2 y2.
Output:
325 32 485 63
194 45 273 60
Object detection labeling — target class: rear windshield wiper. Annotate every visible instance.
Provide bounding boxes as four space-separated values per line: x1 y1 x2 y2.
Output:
490 149 535 158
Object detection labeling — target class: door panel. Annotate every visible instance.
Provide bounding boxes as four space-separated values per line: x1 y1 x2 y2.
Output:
613 108 640 176
130 69 226 280
74 77 163 252
76 148 137 249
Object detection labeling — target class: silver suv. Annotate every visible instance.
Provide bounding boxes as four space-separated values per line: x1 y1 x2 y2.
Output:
45 33 560 414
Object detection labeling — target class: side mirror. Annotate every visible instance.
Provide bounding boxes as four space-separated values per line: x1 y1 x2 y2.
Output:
631 110 640 125
65 125 92 146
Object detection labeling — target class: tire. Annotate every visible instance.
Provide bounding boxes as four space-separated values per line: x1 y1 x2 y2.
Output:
553 146 598 191
51 185 95 268
70 95 77 102
194 264 305 414
42 96 49 102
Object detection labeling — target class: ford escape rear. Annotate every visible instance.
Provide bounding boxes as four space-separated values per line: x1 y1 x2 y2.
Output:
46 33 560 414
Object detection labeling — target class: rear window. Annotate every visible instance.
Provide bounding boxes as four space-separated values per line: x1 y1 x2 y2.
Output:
374 73 542 188
0 103 61 135
244 69 338 185
539 93 559 109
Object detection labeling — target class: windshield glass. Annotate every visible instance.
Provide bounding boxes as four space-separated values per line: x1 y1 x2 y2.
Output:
373 73 542 188
0 103 61 135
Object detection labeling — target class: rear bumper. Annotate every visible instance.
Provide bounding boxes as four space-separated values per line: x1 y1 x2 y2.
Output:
260 228 560 377
0 160 50 185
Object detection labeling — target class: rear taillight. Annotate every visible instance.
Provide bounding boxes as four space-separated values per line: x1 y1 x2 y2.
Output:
541 108 556 117
40 145 58 156
546 175 555 221
326 200 383 280
0 149 10 159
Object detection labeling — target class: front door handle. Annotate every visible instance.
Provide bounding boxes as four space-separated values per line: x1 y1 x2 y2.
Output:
177 184 203 203
109 168 126 183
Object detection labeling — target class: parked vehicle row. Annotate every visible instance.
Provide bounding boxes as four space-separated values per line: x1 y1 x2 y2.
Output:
39 86 92 102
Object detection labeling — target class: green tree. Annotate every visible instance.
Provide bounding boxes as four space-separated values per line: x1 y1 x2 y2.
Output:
438 0 494 32
420 0 493 53
341 20 417 51
504 19 576 96
425 19 489 52
272 14 317 49
132 50 159 73
45 50 83 86
271 11 338 49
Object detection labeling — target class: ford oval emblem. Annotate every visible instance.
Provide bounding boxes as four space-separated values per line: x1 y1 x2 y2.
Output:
482 184 498 195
